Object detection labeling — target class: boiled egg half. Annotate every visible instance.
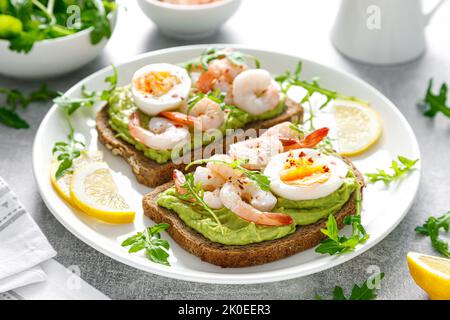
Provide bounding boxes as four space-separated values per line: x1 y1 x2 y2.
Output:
132 63 191 116
264 149 348 201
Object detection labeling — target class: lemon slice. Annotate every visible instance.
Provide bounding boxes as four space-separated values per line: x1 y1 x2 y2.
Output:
407 252 450 300
50 150 103 205
70 162 135 224
334 100 382 156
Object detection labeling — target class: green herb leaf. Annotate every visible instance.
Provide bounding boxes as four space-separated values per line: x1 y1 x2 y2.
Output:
0 84 58 109
0 84 58 129
5 0 116 53
415 212 450 258
181 47 260 71
315 214 369 255
186 158 271 192
0 107 29 128
0 87 27 109
366 156 419 184
177 173 224 233
421 79 450 118
27 84 59 103
276 61 368 107
51 127 85 179
54 65 117 115
318 273 385 300
121 223 171 266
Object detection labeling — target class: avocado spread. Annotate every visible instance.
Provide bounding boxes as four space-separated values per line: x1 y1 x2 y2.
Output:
156 171 358 246
107 86 286 164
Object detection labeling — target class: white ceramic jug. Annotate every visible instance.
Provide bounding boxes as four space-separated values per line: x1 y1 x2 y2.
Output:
331 0 446 65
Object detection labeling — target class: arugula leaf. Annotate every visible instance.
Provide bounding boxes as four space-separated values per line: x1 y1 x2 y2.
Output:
181 47 260 71
316 273 385 300
27 83 59 103
176 173 224 233
415 212 450 258
0 84 58 129
366 156 419 184
53 95 99 115
54 65 117 115
315 214 369 255
0 107 29 128
276 62 368 107
420 79 450 118
121 223 171 266
51 127 85 179
0 84 58 109
0 87 27 109
186 158 271 192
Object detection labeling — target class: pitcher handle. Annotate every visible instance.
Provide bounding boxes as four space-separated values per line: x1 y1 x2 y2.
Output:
424 0 446 25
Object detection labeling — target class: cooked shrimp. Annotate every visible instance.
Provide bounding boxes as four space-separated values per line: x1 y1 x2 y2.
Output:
173 169 190 196
229 136 284 170
236 177 278 212
219 180 293 226
159 97 225 132
280 127 329 151
193 166 225 191
197 54 247 94
173 169 224 208
232 69 281 116
203 189 224 209
206 154 242 180
128 112 190 151
261 122 300 140
189 97 225 131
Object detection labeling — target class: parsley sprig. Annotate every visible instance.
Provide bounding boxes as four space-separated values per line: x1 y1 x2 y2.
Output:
420 79 450 118
121 223 171 266
54 65 117 115
315 214 368 255
186 158 271 192
275 62 368 108
51 125 85 179
366 156 419 184
181 47 261 72
415 212 450 258
316 273 385 300
0 84 58 129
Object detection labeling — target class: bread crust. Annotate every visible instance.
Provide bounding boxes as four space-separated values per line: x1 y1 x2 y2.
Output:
142 160 365 268
96 101 302 187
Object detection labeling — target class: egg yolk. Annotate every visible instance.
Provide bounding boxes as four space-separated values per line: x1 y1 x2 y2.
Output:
280 155 330 185
134 71 181 97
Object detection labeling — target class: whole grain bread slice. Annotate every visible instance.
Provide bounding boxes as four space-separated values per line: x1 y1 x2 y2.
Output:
142 160 365 268
96 100 302 188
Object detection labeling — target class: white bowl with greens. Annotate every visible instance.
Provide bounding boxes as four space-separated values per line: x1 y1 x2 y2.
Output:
0 0 117 79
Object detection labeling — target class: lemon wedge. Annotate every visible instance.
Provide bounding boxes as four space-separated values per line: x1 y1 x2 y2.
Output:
407 252 450 300
334 100 382 156
50 150 103 205
70 162 135 224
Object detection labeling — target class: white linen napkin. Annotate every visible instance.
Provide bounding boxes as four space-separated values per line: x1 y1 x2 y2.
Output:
0 177 57 292
0 259 110 300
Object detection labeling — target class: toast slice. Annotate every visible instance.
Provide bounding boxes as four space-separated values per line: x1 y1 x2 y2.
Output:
96 101 302 188
142 160 365 268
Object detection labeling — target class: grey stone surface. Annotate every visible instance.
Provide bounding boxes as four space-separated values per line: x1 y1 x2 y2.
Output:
0 0 449 300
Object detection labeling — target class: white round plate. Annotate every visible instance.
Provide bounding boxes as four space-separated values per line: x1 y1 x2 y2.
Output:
33 45 421 284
